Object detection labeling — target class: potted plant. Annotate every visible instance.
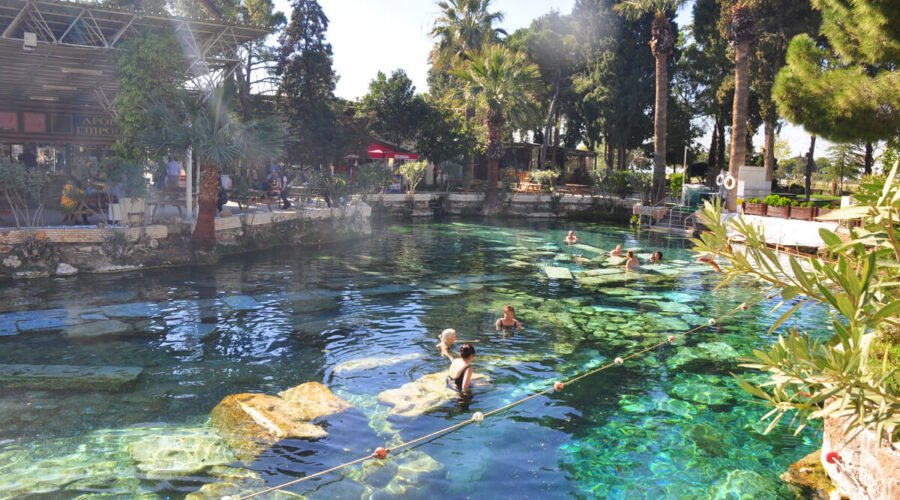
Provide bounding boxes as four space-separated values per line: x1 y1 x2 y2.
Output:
763 194 791 219
529 169 559 192
790 201 817 221
743 196 767 216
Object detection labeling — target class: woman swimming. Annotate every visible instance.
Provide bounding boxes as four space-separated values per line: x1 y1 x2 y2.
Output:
610 244 623 257
447 343 476 392
565 230 578 245
625 250 640 271
495 305 524 332
437 328 457 361
649 250 663 263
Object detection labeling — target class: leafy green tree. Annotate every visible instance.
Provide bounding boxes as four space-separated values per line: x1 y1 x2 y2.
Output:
693 161 900 444
416 99 476 168
773 0 900 145
750 0 819 182
359 70 426 148
140 88 285 252
234 0 287 120
113 28 188 162
276 0 338 167
451 45 540 204
822 142 865 194
615 0 687 204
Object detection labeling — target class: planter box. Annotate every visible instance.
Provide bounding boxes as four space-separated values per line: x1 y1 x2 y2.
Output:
790 206 816 221
767 205 791 219
816 207 833 220
743 202 767 216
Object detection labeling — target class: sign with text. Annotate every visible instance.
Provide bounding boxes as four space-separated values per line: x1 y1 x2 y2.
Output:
73 115 118 138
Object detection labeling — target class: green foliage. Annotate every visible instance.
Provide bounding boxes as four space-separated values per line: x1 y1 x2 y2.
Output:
359 70 426 147
398 160 429 195
113 28 188 162
429 0 506 80
693 160 900 442
100 159 147 198
596 170 634 199
528 169 559 188
416 99 476 166
0 162 49 228
670 172 684 195
762 194 791 207
354 162 395 195
773 0 900 143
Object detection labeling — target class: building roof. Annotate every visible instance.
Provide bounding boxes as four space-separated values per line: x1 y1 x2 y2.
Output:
0 0 271 109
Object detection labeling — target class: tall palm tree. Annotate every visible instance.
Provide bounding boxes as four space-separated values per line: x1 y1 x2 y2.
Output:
430 0 505 184
429 0 505 73
452 45 540 206
142 88 285 252
726 2 754 212
615 0 686 205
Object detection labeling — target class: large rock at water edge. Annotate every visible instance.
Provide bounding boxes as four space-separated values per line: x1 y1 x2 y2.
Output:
378 372 487 417
66 320 132 340
277 381 352 420
210 393 327 461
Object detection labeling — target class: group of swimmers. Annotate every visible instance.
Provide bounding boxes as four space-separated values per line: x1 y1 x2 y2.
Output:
437 305 524 393
566 231 664 271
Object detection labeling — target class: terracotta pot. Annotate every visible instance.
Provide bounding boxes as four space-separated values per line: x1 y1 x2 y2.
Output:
767 205 790 219
743 203 767 216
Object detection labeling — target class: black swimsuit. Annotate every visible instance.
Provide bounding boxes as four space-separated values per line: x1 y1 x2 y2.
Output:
496 319 521 330
448 365 472 392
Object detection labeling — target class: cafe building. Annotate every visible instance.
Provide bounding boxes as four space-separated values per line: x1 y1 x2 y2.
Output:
0 0 269 172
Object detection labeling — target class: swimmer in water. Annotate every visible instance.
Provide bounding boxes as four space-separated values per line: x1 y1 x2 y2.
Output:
495 305 524 332
447 343 475 392
649 250 663 263
437 328 457 362
625 250 640 271
610 244 623 257
565 230 578 245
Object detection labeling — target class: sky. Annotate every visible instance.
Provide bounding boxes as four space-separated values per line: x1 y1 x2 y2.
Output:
272 0 820 158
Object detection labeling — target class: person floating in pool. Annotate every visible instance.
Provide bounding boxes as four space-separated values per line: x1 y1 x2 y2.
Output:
649 250 663 263
496 305 524 332
447 343 476 392
625 250 640 271
565 230 578 245
437 328 458 361
610 244 623 257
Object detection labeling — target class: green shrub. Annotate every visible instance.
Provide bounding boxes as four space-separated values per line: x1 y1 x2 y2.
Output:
746 197 761 204
788 183 806 195
670 172 684 195
763 194 791 207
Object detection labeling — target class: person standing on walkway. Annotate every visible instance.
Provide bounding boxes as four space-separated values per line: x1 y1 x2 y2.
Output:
166 157 181 192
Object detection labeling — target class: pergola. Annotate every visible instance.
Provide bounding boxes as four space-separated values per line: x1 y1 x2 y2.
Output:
0 0 271 219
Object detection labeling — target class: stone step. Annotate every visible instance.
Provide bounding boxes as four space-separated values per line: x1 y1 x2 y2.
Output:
0 364 143 391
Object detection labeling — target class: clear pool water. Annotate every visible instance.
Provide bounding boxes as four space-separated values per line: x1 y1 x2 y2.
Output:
0 219 826 498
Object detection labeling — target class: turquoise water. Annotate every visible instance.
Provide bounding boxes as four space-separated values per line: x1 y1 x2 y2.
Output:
0 219 825 498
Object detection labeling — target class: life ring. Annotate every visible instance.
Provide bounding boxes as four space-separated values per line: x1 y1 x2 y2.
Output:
715 174 725 186
723 175 736 190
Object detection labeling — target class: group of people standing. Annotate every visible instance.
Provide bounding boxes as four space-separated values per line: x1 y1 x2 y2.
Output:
436 305 524 395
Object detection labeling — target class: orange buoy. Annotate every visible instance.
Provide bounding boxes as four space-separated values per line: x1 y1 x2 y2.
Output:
554 381 565 391
667 335 677 343
739 303 748 310
373 447 389 460
825 451 841 464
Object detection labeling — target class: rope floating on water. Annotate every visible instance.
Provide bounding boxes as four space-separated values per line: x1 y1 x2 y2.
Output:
235 299 759 500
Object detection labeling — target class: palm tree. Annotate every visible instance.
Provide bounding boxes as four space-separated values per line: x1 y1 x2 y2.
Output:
452 45 540 206
615 0 686 205
142 87 285 252
430 0 505 184
429 0 505 73
726 2 754 212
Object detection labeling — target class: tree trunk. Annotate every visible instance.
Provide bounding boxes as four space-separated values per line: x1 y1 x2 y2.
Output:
464 106 475 184
717 118 726 175
652 50 668 205
604 140 613 171
617 145 625 171
805 134 816 202
764 119 776 182
727 40 751 212
864 141 874 175
484 116 503 206
707 116 719 186
541 70 561 168
193 163 220 252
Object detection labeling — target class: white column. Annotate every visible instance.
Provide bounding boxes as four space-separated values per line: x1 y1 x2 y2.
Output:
185 146 193 221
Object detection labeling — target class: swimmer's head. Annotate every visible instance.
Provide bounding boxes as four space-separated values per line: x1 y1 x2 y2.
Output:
626 250 634 258
504 305 515 315
440 328 457 344
653 251 663 260
567 230 574 236
460 343 475 360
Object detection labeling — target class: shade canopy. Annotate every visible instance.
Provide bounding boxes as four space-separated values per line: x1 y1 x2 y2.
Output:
366 142 418 161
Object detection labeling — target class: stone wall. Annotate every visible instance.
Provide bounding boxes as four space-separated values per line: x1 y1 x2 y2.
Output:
366 192 633 222
0 203 373 279
821 417 899 499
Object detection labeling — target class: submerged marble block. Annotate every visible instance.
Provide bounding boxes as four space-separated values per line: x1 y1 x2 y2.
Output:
65 320 133 340
222 295 261 311
543 266 574 280
277 381 353 420
378 372 487 417
0 364 142 390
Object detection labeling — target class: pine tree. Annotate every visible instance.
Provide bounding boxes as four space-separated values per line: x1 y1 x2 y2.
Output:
276 0 338 167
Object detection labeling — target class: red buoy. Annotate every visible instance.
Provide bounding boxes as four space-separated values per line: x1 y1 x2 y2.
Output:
373 447 389 460
825 451 841 464
667 335 677 343
554 381 565 391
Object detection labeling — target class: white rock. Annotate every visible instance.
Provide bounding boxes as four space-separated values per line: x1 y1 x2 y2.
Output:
55 263 78 276
2 255 22 269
